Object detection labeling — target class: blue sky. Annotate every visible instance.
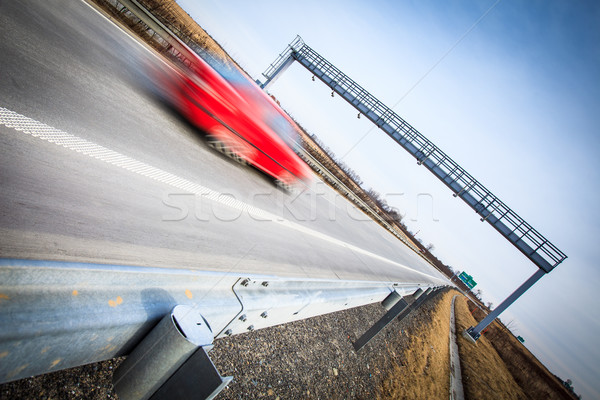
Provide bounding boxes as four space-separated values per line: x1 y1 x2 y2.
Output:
178 0 600 397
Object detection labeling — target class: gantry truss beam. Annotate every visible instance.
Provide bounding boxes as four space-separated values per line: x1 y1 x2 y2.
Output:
261 36 566 273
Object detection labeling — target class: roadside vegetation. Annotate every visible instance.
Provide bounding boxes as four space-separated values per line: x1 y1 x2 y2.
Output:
467 302 579 399
378 290 454 399
454 296 528 399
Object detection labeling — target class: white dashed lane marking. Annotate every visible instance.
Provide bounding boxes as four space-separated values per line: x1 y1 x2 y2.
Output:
0 106 443 282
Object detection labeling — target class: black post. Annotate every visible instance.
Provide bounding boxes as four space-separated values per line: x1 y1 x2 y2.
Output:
353 287 435 352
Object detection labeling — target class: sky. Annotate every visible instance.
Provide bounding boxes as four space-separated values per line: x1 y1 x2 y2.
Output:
177 0 600 397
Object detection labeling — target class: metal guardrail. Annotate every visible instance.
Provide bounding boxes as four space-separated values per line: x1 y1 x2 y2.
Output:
299 148 414 243
115 0 189 56
0 258 441 383
297 147 434 263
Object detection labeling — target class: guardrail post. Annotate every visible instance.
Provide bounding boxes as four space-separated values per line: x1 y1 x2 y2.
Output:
113 305 232 400
381 290 403 310
411 287 434 309
353 287 434 352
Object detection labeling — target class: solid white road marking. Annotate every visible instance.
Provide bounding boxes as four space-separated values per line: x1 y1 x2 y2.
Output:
0 106 444 282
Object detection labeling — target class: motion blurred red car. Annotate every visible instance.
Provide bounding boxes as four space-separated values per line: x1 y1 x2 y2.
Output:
149 44 312 189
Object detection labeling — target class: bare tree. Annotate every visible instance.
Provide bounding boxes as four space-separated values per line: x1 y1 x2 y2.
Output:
502 319 518 335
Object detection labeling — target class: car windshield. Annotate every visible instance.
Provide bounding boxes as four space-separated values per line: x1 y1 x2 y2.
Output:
213 62 247 85
264 112 298 149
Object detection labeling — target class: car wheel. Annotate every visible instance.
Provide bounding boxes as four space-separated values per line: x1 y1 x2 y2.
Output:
206 134 247 165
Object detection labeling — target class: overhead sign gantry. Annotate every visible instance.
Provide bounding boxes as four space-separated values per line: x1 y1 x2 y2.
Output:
260 35 567 340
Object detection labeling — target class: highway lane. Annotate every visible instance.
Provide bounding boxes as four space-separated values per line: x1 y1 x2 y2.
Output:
0 0 448 285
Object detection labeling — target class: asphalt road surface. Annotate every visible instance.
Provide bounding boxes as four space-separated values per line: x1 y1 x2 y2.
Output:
0 0 448 286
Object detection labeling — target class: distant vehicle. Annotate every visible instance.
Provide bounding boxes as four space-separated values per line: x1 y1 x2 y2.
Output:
148 46 312 189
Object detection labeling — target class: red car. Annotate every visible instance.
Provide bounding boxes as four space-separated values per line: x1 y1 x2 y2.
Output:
149 45 312 189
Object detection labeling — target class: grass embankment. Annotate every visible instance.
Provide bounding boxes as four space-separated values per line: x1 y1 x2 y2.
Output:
469 305 576 400
378 290 454 399
454 296 527 399
378 292 576 400
380 292 535 400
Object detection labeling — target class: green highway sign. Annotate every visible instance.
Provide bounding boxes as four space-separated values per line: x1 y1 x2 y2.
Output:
458 271 477 289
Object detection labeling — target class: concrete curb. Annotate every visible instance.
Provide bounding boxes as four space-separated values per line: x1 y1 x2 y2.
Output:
449 295 465 400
